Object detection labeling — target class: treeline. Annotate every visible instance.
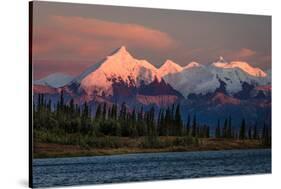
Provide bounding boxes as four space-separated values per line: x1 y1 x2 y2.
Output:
214 117 271 146
33 92 271 147
33 92 210 138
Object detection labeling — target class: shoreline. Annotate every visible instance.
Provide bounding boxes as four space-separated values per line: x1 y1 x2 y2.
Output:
34 147 270 160
33 138 270 159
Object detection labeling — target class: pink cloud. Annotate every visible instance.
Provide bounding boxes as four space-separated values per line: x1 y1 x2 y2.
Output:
235 48 256 58
52 16 176 49
33 16 178 59
217 48 257 61
215 48 271 70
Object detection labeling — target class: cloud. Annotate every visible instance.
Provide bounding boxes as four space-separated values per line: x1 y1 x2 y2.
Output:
33 16 178 59
235 48 256 58
219 48 257 60
215 48 271 70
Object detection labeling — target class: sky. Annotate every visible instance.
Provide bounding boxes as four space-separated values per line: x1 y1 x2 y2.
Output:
32 1 271 79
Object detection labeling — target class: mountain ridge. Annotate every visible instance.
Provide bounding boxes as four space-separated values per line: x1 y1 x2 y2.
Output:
34 46 270 99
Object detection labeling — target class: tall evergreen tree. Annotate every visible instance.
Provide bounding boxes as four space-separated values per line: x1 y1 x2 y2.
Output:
191 114 197 137
136 106 145 136
110 104 117 120
130 108 138 137
102 103 107 120
227 116 232 138
206 126 210 138
69 98 74 115
47 99 52 112
239 118 246 140
137 106 143 122
119 102 127 121
262 122 271 146
253 123 258 139
119 102 129 136
215 119 221 138
95 103 102 120
248 126 252 139
171 104 175 121
174 104 182 136
186 113 191 136
59 90 64 110
164 107 171 136
223 118 228 138
157 109 164 135
157 109 162 131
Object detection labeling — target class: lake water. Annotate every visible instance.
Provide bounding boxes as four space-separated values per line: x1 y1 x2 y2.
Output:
33 149 271 188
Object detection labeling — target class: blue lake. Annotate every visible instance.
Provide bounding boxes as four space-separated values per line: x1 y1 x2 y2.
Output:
33 149 271 188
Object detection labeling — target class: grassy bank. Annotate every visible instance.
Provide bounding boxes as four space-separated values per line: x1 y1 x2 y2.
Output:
33 137 268 159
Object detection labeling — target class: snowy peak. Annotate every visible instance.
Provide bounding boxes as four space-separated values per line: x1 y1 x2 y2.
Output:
158 59 183 77
102 46 158 72
184 61 201 69
218 56 227 63
108 45 133 59
160 60 183 71
80 46 160 96
34 73 74 88
73 46 133 84
212 59 267 77
115 45 127 52
212 56 227 67
229 61 267 77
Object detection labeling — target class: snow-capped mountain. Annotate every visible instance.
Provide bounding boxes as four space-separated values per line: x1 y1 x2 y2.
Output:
158 59 183 77
79 46 161 96
158 60 201 77
32 47 271 126
163 65 219 97
212 57 267 77
184 61 202 69
33 47 270 107
162 57 270 97
34 73 74 88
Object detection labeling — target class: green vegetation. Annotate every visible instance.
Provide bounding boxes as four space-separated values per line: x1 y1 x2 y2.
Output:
33 92 271 158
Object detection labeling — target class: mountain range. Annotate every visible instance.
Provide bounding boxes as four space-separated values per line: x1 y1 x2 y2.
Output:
33 46 271 126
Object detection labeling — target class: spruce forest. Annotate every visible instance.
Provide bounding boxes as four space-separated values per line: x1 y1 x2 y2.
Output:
33 91 271 155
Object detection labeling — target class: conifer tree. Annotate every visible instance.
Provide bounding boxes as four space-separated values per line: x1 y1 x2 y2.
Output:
47 99 52 112
157 109 162 131
206 126 210 138
102 103 107 120
59 91 64 110
191 114 197 137
136 106 145 136
157 109 164 135
248 126 252 139
239 118 246 140
215 119 221 138
164 107 171 136
186 113 191 136
95 104 102 120
171 104 175 121
253 123 258 139
69 98 74 115
227 116 232 138
137 106 143 122
262 122 271 146
119 102 127 121
223 118 228 138
174 104 182 136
